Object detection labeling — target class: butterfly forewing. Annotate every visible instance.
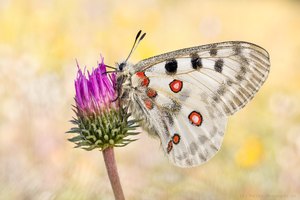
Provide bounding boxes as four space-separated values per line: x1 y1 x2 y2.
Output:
134 41 270 115
123 41 270 167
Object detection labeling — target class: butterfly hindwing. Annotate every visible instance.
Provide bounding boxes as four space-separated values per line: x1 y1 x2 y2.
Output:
153 79 228 167
128 79 227 167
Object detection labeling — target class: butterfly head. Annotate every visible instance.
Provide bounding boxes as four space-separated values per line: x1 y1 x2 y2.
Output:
118 62 127 71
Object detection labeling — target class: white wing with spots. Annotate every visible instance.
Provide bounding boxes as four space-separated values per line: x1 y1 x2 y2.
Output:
128 82 227 167
124 41 270 167
134 41 270 115
152 80 228 167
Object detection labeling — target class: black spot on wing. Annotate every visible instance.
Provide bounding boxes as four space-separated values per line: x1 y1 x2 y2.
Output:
191 54 202 70
210 48 218 56
233 45 242 55
165 59 178 74
214 59 224 73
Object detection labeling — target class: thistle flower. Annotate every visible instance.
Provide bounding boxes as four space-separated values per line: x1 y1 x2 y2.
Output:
67 58 138 151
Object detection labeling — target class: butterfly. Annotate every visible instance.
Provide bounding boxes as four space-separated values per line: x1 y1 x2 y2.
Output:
113 30 270 167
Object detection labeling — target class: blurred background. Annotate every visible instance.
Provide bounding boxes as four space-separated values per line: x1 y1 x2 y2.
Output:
1 0 300 199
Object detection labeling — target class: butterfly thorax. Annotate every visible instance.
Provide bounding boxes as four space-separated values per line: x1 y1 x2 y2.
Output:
117 64 160 137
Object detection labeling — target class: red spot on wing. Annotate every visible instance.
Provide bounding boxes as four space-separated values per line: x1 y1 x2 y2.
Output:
169 79 183 93
167 134 181 153
172 134 180 144
135 71 150 87
188 111 203 126
167 140 173 153
142 78 149 87
136 71 145 78
146 88 157 98
143 99 153 110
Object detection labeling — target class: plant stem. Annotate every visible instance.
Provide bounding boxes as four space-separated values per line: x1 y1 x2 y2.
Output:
102 147 125 200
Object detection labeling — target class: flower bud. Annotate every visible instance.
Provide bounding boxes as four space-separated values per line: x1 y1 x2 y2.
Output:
67 58 139 151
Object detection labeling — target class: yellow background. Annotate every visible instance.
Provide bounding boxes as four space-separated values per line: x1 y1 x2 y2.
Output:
0 0 300 199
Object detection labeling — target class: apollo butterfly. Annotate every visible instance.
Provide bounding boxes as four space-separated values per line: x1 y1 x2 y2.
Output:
114 30 270 167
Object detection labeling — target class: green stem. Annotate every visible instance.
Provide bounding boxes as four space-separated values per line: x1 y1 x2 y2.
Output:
102 147 125 200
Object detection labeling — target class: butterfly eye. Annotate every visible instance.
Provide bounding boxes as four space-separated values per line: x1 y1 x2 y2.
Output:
118 62 126 71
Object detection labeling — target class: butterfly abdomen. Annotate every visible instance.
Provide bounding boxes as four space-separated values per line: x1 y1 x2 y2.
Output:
119 70 162 137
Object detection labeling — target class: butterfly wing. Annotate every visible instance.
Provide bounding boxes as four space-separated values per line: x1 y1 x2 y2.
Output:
128 41 270 167
130 86 227 167
134 41 270 115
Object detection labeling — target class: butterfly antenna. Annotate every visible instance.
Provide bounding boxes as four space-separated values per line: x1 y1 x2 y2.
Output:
98 63 117 75
124 30 146 63
102 71 117 75
105 65 117 70
131 32 146 56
